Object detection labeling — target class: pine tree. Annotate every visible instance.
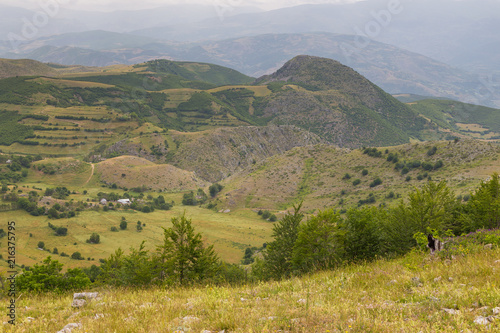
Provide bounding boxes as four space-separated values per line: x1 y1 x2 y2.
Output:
156 213 219 285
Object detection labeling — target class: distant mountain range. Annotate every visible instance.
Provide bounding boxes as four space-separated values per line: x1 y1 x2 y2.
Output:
2 31 497 108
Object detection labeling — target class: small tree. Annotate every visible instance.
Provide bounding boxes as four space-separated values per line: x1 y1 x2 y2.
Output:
87 233 100 244
37 241 45 250
71 252 83 260
120 220 127 230
156 213 219 285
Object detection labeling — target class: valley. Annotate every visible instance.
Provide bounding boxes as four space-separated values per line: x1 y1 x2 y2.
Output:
0 55 499 271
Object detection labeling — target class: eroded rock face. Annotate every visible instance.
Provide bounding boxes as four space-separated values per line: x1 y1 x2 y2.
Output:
170 125 325 182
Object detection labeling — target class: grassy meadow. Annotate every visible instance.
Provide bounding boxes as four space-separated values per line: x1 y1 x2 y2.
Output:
2 245 499 332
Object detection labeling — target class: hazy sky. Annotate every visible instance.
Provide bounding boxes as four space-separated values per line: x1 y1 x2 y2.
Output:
1 0 358 11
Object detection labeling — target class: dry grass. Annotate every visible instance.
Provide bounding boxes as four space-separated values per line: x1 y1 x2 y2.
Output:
3 248 499 332
94 156 209 191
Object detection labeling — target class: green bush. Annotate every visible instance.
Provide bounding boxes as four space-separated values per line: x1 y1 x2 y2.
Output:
86 233 100 244
120 220 127 230
16 257 90 292
369 178 382 187
71 252 83 260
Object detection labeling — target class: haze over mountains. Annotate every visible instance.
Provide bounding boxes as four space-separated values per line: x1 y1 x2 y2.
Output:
0 0 498 108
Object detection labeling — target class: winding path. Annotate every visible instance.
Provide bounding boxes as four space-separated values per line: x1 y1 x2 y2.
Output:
84 163 95 185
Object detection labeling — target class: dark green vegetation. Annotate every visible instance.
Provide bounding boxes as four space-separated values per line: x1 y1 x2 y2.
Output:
256 175 500 280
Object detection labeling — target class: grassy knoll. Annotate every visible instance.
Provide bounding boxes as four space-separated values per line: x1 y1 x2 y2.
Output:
2 247 499 332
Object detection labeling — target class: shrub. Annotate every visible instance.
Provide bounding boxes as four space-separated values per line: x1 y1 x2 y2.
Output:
361 169 368 176
16 257 90 292
427 146 438 156
352 179 361 186
71 252 83 260
342 173 352 180
120 220 127 230
369 178 382 187
37 241 45 249
86 233 100 244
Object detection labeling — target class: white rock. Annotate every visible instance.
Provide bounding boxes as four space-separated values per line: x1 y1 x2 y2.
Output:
182 315 200 323
73 292 99 300
484 244 493 250
57 323 81 333
297 299 307 304
493 307 500 315
94 313 104 320
71 299 86 308
474 316 491 325
442 308 460 315
434 276 442 282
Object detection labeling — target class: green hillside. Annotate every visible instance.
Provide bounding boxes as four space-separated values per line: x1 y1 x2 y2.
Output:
408 99 500 139
254 55 428 147
216 139 500 211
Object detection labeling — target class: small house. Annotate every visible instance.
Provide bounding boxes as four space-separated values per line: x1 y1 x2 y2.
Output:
117 199 131 205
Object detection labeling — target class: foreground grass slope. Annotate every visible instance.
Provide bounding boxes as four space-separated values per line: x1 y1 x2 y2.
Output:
4 247 499 332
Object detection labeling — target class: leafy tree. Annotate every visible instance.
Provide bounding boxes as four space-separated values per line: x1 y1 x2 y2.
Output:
292 209 344 274
37 241 45 249
404 180 457 234
342 207 385 262
209 183 224 197
155 213 219 285
263 203 303 280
